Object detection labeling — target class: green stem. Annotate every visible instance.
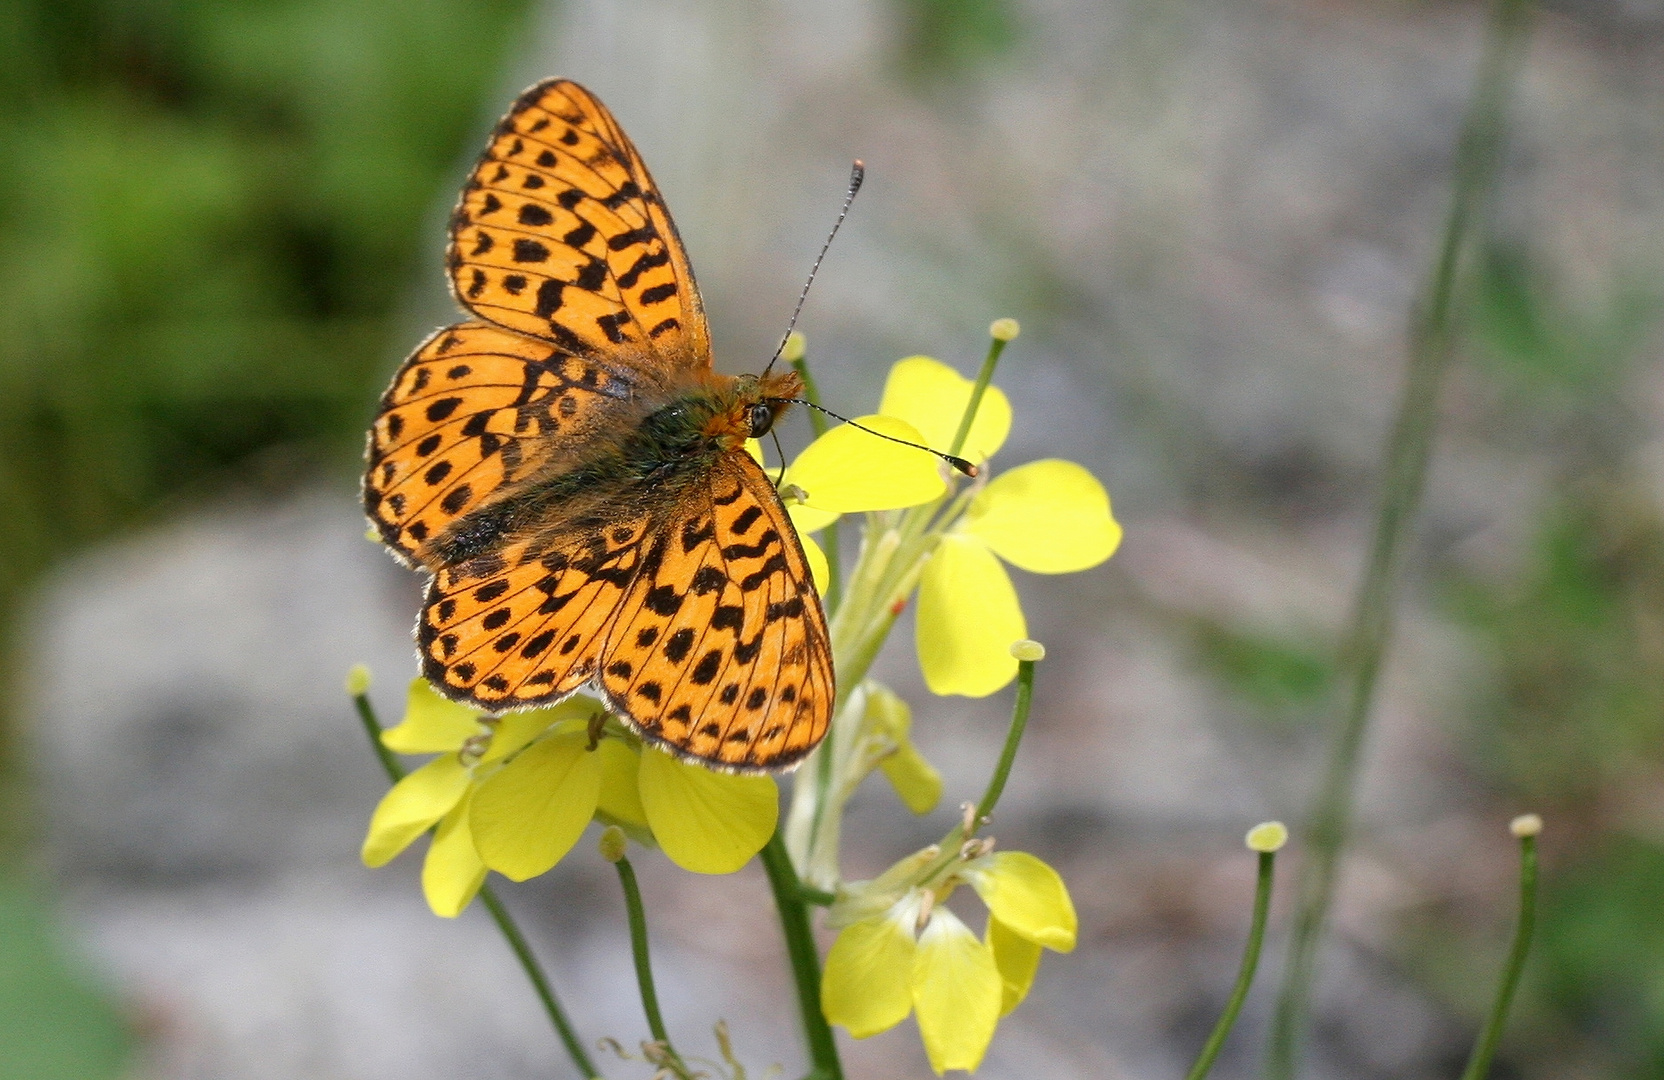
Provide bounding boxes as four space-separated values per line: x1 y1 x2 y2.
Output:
478 887 600 1079
790 350 842 616
352 694 406 782
915 655 1040 888
948 334 1009 458
1458 831 1539 1080
353 692 601 1080
1186 851 1278 1080
760 831 844 1080
1264 2 1532 1075
613 855 688 1075
799 883 838 907
975 657 1036 823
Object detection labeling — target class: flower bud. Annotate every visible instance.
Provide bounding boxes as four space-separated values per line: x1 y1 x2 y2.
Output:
345 663 372 697
1509 813 1542 838
1009 639 1046 662
990 317 1020 342
1245 821 1288 853
782 330 806 363
598 825 629 863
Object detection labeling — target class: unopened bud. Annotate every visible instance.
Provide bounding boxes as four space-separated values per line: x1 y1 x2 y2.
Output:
1509 813 1542 839
782 331 806 363
598 825 628 863
345 663 372 697
990 317 1020 342
1010 639 1046 662
1246 821 1288 853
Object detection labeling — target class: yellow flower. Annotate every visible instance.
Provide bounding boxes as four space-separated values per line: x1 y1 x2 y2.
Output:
748 421 944 594
362 679 779 916
821 845 1076 1073
877 356 1122 697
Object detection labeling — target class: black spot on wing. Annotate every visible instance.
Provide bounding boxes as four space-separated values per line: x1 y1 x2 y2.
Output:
690 649 722 686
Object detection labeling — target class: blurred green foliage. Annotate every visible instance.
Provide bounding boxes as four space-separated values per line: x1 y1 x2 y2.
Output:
891 0 1022 83
0 0 534 803
0 872 132 1080
1186 619 1335 718
0 0 534 1072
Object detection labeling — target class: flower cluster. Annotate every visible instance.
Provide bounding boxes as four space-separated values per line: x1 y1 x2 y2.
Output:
782 348 1120 896
361 679 778 915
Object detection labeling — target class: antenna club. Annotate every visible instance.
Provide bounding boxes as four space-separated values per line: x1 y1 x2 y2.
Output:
782 331 806 363
947 456 978 478
850 160 865 190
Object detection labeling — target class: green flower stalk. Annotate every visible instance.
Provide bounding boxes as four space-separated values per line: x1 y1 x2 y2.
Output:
350 672 601 1080
1184 822 1286 1080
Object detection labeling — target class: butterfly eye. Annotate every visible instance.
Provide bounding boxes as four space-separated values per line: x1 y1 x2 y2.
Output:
748 403 775 438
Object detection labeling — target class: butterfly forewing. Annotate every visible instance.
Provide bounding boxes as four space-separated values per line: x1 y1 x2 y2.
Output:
449 79 709 367
601 456 833 769
365 321 642 564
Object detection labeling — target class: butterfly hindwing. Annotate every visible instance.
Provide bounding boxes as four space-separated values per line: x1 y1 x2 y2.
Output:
600 453 833 770
419 518 651 706
448 78 710 368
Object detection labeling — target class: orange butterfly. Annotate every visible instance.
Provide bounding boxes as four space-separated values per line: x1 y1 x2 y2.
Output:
363 80 832 771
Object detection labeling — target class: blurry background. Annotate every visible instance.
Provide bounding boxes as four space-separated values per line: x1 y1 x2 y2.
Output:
2 0 1662 1077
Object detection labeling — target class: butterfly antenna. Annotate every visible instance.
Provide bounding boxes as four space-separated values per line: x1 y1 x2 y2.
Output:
774 398 979 477
770 429 788 486
762 160 865 378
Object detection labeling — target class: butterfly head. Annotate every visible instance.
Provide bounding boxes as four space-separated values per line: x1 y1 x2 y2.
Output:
712 370 804 445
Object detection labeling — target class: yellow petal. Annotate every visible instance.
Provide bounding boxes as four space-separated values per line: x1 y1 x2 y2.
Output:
821 900 919 1038
783 415 947 515
381 678 481 753
482 699 598 763
422 791 487 918
865 685 942 815
470 728 602 881
746 437 765 466
879 356 1012 465
595 738 648 829
987 916 1043 1016
361 755 471 867
965 460 1122 574
797 529 830 595
962 851 1077 952
916 536 1025 697
911 907 1003 1074
638 748 779 874
786 500 839 535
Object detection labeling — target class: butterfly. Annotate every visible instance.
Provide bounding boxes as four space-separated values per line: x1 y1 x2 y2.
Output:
363 79 833 772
